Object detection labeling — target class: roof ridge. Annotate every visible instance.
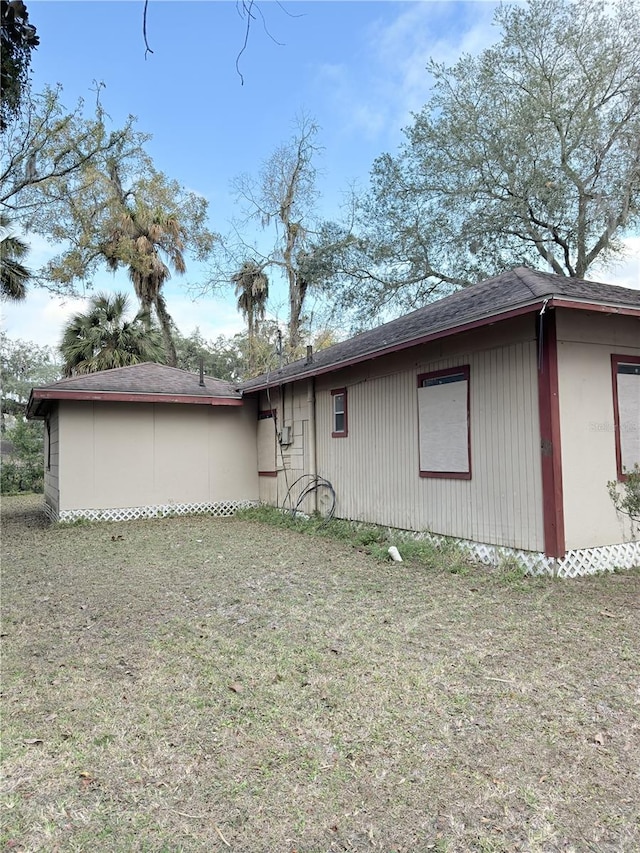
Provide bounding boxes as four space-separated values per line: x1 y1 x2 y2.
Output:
511 266 543 298
511 264 542 299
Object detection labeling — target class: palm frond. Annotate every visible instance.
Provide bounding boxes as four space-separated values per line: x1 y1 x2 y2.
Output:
59 291 165 376
0 215 31 301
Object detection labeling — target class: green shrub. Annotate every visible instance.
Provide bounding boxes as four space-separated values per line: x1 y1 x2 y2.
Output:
608 464 640 523
1 419 44 495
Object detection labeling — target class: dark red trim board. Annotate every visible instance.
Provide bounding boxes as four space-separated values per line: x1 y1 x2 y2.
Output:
248 304 543 392
537 310 565 558
31 390 243 407
549 298 640 319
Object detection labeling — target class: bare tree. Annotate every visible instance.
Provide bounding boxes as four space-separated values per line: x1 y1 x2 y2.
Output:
205 115 322 355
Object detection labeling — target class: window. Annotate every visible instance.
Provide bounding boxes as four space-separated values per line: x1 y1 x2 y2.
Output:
257 410 277 476
611 355 640 480
45 416 51 471
331 388 348 437
417 366 471 479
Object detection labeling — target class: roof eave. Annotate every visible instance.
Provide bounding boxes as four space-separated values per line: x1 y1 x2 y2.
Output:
548 296 640 317
243 299 545 392
26 389 243 418
242 295 640 393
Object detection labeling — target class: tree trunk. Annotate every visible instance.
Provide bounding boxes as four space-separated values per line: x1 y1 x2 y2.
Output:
154 293 177 367
247 311 255 375
288 270 301 353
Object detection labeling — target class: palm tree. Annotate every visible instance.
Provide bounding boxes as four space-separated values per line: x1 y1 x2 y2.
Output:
232 260 269 374
59 291 165 377
0 214 30 301
103 166 187 367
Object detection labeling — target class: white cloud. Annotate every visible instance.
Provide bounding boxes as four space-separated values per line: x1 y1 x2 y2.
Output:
1 284 245 350
321 1 500 149
168 294 245 341
591 236 640 290
1 290 87 350
2 242 636 354
0 224 246 348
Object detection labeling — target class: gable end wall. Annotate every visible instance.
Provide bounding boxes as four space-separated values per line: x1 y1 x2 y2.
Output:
556 309 640 550
57 400 259 512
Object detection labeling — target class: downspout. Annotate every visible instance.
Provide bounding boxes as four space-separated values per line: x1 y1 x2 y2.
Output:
307 378 317 514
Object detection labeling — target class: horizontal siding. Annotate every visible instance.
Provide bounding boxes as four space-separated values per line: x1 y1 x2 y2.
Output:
275 412 309 515
44 408 59 517
257 385 316 514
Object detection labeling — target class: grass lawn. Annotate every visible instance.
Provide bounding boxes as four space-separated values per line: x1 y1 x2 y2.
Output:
1 495 639 852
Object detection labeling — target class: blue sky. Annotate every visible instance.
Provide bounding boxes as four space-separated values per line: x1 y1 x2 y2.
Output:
2 1 639 350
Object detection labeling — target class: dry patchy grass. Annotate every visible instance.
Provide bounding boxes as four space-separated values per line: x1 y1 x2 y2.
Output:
1 495 639 852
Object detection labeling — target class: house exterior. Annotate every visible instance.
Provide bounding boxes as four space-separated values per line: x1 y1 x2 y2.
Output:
26 363 259 522
241 268 640 577
27 268 640 576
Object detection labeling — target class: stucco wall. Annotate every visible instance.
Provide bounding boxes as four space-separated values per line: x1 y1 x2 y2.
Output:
57 400 258 511
257 315 545 551
556 310 640 550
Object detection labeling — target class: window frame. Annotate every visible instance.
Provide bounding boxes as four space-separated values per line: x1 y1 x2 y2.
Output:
45 415 51 471
611 354 640 482
257 409 278 477
331 388 348 438
417 365 471 480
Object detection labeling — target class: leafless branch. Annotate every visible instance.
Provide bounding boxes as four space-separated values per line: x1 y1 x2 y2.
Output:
143 0 154 59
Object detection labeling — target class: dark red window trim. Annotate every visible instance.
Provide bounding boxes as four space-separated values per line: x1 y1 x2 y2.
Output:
331 388 348 438
611 354 640 482
417 365 471 480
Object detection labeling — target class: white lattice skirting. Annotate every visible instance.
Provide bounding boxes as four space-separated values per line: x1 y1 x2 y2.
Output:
46 500 638 577
411 531 640 578
53 500 257 524
553 541 640 578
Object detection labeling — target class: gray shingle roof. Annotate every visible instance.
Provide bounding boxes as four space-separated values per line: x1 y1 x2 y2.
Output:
27 363 243 417
26 267 640 417
241 267 640 391
35 362 241 398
